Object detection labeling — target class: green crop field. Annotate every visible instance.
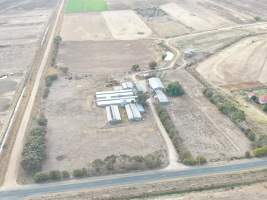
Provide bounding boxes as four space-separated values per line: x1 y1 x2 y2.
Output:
66 0 108 12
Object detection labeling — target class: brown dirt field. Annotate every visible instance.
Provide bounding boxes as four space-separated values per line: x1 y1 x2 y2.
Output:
222 81 265 91
102 10 152 40
57 40 162 75
196 35 267 86
61 13 113 41
164 69 250 161
42 40 166 171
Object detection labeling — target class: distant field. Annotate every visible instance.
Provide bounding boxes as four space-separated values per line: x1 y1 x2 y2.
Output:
66 0 108 12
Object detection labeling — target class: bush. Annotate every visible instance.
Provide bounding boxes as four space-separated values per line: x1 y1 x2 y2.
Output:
43 87 50 99
263 105 267 113
245 151 251 158
149 61 157 70
255 16 262 21
253 146 267 157
166 81 184 97
33 172 49 183
37 115 48 127
131 64 140 72
137 91 149 106
49 170 62 181
144 154 162 169
46 74 58 87
62 171 70 179
195 155 207 165
73 168 88 178
21 127 46 174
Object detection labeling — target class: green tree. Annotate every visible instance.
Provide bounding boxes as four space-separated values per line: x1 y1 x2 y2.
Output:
149 61 157 70
131 64 140 72
33 172 49 183
263 105 267 113
137 91 149 106
166 81 184 96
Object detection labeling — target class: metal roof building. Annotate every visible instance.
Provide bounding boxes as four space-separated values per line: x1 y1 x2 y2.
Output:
96 89 137 107
155 90 169 104
148 77 164 90
106 105 121 124
125 103 142 121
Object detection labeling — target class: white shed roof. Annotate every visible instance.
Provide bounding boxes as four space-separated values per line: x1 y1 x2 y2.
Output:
148 78 164 90
155 90 169 103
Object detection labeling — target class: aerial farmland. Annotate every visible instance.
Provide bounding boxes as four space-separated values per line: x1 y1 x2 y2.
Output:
2 0 265 189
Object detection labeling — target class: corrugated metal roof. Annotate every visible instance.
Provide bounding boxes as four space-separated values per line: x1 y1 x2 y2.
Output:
96 89 133 95
125 103 142 121
155 90 169 103
106 105 121 123
122 81 134 89
97 97 136 107
148 77 164 90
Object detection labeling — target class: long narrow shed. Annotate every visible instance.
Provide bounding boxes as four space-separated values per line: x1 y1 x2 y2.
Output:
148 77 164 90
125 103 142 121
106 105 121 124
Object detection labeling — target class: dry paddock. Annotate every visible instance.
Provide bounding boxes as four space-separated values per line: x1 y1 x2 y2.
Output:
196 35 267 86
163 69 250 161
42 40 166 171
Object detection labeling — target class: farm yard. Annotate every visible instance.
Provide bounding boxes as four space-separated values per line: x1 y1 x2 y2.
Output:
41 39 166 172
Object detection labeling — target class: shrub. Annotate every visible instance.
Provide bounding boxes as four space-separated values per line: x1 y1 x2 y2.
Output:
149 61 157 70
195 155 207 165
263 105 267 113
62 171 70 179
166 81 184 97
144 154 162 169
131 64 140 72
73 168 88 178
21 127 46 174
49 170 62 181
43 87 50 99
253 146 267 157
136 91 149 106
45 74 58 87
245 151 251 158
37 115 48 127
255 16 262 21
33 172 49 183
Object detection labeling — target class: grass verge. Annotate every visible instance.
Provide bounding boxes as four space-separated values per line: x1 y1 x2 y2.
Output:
66 0 108 12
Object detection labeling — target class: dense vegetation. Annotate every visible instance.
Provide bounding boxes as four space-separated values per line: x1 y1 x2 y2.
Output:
203 88 245 123
166 81 185 97
21 115 48 174
155 104 207 165
33 152 164 183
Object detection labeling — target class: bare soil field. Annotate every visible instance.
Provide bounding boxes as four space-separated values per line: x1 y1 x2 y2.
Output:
61 13 112 41
102 10 152 40
0 0 58 138
139 182 267 200
164 69 250 161
196 35 267 87
42 40 166 171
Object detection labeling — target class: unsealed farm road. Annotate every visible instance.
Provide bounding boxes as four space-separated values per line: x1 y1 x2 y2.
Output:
0 158 267 200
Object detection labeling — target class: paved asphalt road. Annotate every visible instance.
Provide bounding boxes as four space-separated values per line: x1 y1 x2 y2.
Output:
1 158 267 200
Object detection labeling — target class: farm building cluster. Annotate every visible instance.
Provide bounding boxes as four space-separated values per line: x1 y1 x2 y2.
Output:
95 78 169 124
95 81 145 124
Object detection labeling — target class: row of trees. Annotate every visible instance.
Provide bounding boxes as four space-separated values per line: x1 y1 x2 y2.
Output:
155 104 206 165
21 115 48 174
33 152 164 183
